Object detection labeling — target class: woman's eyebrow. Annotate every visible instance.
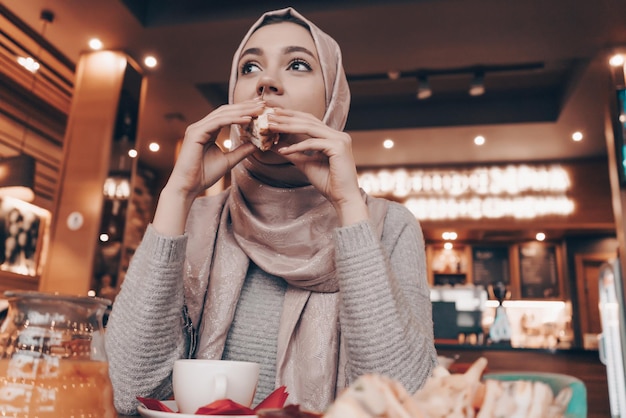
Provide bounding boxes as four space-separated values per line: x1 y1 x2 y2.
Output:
240 47 263 60
283 46 316 59
239 45 317 61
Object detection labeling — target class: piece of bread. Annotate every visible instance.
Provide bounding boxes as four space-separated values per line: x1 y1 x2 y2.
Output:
241 107 279 151
325 374 425 418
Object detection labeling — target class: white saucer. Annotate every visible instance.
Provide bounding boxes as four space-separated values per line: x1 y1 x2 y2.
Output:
137 400 257 418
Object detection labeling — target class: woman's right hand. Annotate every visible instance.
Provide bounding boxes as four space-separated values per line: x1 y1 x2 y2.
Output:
152 98 263 236
167 98 264 197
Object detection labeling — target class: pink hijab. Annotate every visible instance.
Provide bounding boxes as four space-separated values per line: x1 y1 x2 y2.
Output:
183 8 388 410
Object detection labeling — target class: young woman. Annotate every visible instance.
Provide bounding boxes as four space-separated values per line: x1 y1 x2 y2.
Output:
105 7 436 415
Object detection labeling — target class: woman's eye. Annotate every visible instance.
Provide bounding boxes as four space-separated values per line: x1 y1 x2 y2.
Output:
288 59 312 72
241 62 261 75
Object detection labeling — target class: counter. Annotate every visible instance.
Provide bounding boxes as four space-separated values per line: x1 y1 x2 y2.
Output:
431 285 575 350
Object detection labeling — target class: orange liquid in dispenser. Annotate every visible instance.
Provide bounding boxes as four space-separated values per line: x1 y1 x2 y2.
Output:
0 357 116 418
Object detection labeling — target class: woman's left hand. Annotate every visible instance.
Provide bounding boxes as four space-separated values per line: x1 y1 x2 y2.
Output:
274 108 369 225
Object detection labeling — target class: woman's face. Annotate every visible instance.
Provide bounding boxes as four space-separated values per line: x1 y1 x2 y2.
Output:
233 21 326 162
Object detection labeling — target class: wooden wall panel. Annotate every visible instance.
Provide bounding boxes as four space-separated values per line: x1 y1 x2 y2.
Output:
0 6 73 212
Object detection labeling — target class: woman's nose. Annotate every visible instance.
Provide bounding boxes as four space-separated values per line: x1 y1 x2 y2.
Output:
256 75 283 97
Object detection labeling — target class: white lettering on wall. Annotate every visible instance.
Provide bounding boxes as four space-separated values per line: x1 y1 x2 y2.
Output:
358 165 575 220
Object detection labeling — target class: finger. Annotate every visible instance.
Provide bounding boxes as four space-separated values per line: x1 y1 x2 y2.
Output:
268 112 332 139
278 137 342 156
224 142 257 167
276 146 329 172
271 107 312 119
197 99 265 125
278 146 326 164
188 101 266 143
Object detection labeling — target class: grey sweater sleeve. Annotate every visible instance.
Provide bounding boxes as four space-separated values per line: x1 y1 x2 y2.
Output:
334 202 437 393
104 225 189 415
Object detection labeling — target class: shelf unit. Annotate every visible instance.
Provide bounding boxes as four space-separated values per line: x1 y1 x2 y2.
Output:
427 242 563 301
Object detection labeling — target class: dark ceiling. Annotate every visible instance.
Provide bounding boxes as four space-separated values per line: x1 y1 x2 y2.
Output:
119 0 412 26
119 0 582 132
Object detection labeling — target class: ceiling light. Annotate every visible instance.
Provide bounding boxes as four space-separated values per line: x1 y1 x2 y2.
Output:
474 135 486 145
149 142 160 152
572 131 583 141
535 232 546 241
416 75 432 100
442 231 457 240
469 72 485 96
128 149 138 158
89 38 103 50
144 56 158 68
383 139 394 149
609 54 625 67
443 242 453 250
17 56 40 73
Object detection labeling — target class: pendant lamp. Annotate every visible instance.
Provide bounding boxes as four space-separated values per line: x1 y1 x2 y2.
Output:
0 154 36 202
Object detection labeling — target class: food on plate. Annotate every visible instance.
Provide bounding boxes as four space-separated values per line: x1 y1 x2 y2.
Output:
322 357 572 418
411 356 487 418
241 107 279 151
476 379 572 418
256 358 574 418
324 373 423 418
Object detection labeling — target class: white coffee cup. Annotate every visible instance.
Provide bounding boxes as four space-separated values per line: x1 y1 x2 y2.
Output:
172 359 260 414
